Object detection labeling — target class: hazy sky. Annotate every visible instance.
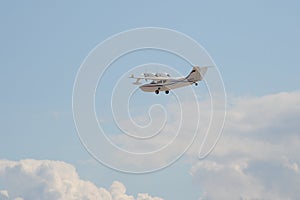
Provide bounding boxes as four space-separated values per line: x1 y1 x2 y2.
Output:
1 1 300 200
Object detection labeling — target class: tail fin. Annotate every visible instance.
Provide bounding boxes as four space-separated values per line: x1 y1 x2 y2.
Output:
186 66 212 82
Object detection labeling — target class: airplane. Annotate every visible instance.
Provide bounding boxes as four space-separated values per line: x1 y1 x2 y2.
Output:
129 66 211 94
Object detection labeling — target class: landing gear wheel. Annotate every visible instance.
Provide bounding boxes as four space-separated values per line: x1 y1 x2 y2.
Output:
165 90 169 94
195 82 198 86
155 90 159 94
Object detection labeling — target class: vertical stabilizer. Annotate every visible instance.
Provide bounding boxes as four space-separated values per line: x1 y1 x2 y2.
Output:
186 66 211 82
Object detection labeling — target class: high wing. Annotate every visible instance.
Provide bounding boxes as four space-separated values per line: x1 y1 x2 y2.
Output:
129 74 183 85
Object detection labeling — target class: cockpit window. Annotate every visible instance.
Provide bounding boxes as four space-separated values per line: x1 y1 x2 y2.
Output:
150 80 166 84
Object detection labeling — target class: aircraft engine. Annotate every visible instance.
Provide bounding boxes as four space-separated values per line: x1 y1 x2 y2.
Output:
155 72 170 77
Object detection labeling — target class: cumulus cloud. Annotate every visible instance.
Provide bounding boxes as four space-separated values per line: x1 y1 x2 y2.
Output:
0 190 9 199
109 97 214 170
107 90 300 199
106 85 300 199
0 159 163 200
190 91 300 200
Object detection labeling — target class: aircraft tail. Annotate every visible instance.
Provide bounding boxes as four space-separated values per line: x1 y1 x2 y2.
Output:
186 66 209 82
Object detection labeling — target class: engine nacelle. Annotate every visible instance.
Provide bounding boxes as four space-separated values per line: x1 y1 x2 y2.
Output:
155 72 170 77
142 72 156 78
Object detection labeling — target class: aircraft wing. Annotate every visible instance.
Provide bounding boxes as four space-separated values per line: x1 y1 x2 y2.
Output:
128 75 142 84
129 74 174 81
130 77 171 80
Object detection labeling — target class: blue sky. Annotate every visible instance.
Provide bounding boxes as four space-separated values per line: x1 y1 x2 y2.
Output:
1 1 300 200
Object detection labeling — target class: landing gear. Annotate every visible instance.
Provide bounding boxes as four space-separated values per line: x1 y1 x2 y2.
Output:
165 90 170 94
155 87 161 94
194 82 198 86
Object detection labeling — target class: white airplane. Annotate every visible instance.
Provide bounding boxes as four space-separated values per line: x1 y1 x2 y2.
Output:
129 66 211 94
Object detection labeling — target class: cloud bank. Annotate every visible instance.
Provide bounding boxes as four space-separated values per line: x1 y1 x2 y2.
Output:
0 159 163 200
107 90 300 199
2 91 298 200
190 91 300 200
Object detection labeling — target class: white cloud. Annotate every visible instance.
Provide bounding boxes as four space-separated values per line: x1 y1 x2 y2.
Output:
110 181 134 200
136 193 163 200
0 190 9 199
0 159 163 200
190 91 300 200
108 98 213 170
64 90 300 199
